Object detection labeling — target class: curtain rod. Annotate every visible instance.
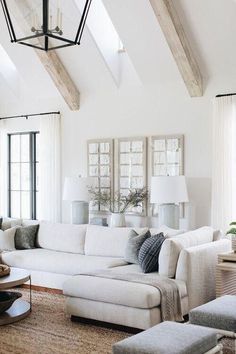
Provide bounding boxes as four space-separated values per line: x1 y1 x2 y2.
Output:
0 111 60 121
216 93 236 98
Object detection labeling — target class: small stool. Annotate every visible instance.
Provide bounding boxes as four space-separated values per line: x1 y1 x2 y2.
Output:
190 295 236 354
112 321 222 354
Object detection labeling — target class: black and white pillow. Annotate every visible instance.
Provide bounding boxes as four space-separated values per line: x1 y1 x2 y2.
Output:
138 233 165 273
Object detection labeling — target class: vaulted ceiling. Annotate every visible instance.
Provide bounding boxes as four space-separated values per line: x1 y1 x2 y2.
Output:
0 0 236 110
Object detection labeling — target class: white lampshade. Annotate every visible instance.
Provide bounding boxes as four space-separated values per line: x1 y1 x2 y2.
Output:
150 176 189 204
63 177 93 202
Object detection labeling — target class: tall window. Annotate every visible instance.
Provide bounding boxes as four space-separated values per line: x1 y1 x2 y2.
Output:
8 132 39 220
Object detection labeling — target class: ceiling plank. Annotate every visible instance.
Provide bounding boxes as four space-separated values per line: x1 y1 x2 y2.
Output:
13 0 80 110
149 0 203 97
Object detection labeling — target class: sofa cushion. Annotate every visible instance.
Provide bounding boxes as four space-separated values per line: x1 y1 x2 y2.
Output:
150 226 184 238
37 221 87 254
1 249 127 275
85 225 132 257
63 266 187 309
158 227 215 278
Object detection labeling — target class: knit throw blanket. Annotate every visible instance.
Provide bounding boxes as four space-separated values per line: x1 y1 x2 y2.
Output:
81 270 183 322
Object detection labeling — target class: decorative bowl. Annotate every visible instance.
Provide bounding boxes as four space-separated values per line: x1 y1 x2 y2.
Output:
0 264 10 278
0 291 22 314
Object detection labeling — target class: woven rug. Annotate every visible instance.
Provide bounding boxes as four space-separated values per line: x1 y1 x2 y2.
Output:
0 290 130 354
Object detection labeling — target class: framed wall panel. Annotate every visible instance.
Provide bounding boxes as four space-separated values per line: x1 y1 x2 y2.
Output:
87 139 114 212
151 135 184 177
117 137 147 215
150 135 184 215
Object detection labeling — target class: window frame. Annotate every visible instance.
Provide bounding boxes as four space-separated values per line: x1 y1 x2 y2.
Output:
8 131 39 220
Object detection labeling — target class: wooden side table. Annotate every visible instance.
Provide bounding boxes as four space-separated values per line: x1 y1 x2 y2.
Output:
216 252 236 297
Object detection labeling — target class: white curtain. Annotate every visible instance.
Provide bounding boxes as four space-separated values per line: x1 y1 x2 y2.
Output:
39 114 61 222
211 96 236 232
0 120 8 217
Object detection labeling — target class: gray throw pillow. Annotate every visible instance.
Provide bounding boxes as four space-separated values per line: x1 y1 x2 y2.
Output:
124 229 151 264
138 233 165 273
15 225 39 250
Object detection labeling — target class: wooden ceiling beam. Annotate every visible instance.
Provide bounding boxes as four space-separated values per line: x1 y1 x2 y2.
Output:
13 0 80 110
149 0 203 97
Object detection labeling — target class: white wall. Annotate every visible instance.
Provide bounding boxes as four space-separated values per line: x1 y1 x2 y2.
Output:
0 79 214 229
2 0 236 228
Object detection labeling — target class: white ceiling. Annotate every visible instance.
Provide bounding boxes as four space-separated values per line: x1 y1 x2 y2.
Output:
0 0 236 107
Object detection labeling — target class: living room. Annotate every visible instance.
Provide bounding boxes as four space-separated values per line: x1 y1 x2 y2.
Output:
0 0 235 353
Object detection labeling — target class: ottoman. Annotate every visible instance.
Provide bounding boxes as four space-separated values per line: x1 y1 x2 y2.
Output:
112 321 222 354
189 295 236 354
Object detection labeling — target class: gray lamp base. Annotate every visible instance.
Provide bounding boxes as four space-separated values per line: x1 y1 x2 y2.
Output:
159 204 179 229
71 201 89 224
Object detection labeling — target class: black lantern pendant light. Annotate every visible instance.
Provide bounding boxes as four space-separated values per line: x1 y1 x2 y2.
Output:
0 0 92 51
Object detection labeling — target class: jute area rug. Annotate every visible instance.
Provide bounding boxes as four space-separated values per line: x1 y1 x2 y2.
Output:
0 290 130 354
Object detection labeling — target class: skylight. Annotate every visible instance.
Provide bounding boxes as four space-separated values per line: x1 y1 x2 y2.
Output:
75 0 124 84
0 44 19 96
0 44 17 76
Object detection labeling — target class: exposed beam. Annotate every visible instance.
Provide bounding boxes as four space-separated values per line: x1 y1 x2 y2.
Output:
36 49 80 111
149 0 203 97
13 0 80 110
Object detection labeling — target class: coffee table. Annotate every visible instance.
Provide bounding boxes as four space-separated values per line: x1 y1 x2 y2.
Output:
0 268 31 325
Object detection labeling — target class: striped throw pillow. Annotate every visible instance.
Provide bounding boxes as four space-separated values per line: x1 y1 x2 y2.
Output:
138 233 165 273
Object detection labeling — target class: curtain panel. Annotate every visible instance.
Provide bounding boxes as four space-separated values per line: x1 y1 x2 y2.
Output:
211 96 236 232
0 120 8 216
39 114 61 222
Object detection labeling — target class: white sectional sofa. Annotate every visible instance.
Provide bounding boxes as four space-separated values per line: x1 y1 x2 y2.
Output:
0 221 231 329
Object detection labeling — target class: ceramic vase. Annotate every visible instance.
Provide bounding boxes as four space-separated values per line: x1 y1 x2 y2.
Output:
110 213 126 227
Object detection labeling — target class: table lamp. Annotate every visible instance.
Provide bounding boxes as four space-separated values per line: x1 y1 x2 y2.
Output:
150 176 189 228
63 176 93 224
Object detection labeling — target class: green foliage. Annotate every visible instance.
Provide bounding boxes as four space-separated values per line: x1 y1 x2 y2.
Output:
88 186 149 213
226 228 236 235
227 221 236 235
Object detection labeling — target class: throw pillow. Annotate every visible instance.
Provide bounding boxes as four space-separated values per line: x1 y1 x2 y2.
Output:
0 227 17 251
0 217 3 230
15 225 39 250
124 228 150 264
1 218 22 231
213 230 223 241
138 233 165 273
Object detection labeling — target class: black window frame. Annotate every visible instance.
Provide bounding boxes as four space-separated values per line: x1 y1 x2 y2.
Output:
8 131 39 220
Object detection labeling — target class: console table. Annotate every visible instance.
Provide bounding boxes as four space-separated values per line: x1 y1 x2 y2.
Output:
216 252 236 297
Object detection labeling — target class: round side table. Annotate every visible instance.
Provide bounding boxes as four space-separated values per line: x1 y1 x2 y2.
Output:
0 268 31 325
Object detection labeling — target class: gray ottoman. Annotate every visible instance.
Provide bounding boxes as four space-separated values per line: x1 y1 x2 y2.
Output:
112 321 222 354
189 295 236 354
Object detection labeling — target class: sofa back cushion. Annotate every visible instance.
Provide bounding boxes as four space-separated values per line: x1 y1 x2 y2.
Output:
37 221 87 254
85 225 132 257
158 226 215 278
150 226 184 238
